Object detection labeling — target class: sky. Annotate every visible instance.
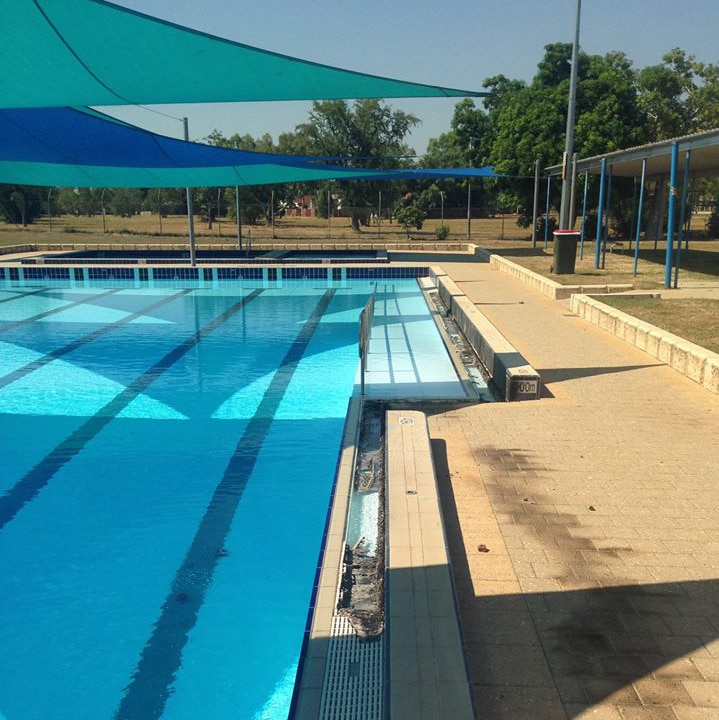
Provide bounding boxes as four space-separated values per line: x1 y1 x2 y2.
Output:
104 0 719 156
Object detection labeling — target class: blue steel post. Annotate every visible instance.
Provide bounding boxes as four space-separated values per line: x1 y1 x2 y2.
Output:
633 158 647 277
594 158 607 268
544 175 552 250
601 168 612 269
664 142 679 288
579 170 589 259
628 176 638 251
674 150 691 288
685 176 696 253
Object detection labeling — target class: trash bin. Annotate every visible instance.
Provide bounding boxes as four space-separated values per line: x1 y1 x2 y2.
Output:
552 230 579 274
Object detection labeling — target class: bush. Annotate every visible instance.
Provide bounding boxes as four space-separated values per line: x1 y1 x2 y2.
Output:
394 204 427 237
435 224 450 241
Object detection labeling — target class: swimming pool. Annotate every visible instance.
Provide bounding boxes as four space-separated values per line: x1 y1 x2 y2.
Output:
0 278 463 720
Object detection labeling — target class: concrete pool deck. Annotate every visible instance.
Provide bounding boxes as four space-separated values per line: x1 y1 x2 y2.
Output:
428 260 719 719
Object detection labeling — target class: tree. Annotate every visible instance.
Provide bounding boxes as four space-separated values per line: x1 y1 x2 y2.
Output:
638 48 719 141
0 185 44 225
474 45 646 227
296 99 419 231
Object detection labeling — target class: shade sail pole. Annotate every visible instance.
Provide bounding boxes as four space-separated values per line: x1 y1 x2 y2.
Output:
183 117 197 267
633 158 647 278
236 186 242 251
579 170 589 259
594 158 607 268
544 175 551 250
466 182 472 240
531 159 541 248
674 149 691 288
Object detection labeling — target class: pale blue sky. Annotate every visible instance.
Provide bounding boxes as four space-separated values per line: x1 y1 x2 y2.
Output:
105 0 719 154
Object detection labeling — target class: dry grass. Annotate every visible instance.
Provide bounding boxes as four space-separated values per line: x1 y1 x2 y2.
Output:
0 213 528 246
599 296 719 354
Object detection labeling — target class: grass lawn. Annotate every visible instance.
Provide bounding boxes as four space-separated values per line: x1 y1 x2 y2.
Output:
598 296 719 354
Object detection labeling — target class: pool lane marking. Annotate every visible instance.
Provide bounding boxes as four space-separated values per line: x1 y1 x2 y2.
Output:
113 289 337 720
0 287 53 305
0 289 194 390
0 288 121 333
0 289 265 533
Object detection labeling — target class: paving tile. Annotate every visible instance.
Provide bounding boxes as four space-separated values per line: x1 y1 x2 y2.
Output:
681 680 719 707
632 677 695 706
424 261 719 720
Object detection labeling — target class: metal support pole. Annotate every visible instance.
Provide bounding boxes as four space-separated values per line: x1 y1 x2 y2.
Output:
157 189 163 236
685 176 696 254
568 152 578 228
531 159 541 248
544 175 551 250
378 189 382 239
440 191 445 226
466 182 472 240
601 168 612 269
579 170 589 259
664 142 679 289
559 0 582 229
235 186 242 251
271 189 275 240
628 176 638 251
594 158 607 268
633 158 646 278
327 190 331 238
47 189 53 233
674 149 691 288
101 188 107 234
183 117 196 267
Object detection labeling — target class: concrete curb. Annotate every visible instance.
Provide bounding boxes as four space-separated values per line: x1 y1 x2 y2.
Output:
484 252 633 300
430 267 541 401
571 294 719 395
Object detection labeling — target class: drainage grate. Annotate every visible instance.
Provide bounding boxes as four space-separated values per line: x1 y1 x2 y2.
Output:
318 615 384 720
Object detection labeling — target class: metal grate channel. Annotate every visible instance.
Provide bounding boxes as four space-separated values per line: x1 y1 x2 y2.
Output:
318 615 384 720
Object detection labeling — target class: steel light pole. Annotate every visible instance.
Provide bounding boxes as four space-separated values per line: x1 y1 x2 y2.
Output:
558 0 582 230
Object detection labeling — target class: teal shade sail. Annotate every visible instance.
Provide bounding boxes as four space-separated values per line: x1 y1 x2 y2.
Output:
0 0 483 109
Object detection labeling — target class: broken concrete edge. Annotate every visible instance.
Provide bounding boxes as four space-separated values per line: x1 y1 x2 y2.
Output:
571 294 719 395
385 410 475 720
292 397 363 720
481 250 633 300
429 267 541 401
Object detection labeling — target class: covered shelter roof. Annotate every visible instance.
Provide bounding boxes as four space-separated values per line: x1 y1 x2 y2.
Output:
0 0 484 109
0 107 499 188
546 127 719 178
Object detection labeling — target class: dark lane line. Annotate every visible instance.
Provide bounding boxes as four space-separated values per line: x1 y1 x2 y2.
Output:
0 287 51 305
0 289 265 532
0 289 193 390
113 289 336 720
0 288 120 334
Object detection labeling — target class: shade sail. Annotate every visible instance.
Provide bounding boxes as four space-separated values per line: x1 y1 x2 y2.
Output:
0 107 499 188
0 0 483 109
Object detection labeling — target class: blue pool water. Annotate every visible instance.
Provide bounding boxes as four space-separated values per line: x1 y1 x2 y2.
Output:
0 278 455 720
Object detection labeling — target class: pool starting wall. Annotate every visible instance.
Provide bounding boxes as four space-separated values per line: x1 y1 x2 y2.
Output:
1 265 429 284
430 268 541 401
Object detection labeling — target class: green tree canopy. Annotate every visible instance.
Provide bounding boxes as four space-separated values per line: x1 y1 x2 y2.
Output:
295 99 419 230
